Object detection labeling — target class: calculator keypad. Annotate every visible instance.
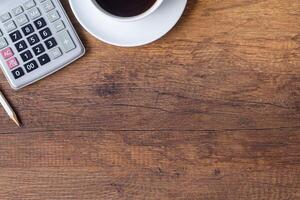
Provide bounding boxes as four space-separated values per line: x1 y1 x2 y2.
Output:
24 59 38 72
37 53 50 65
12 67 25 79
57 30 75 53
0 13 12 23
27 7 41 20
39 27 51 39
12 6 24 16
53 20 64 32
0 38 8 49
20 49 33 62
15 14 29 26
9 30 22 42
34 17 46 29
49 46 61 59
4 20 17 32
24 0 36 10
42 0 55 13
1 47 14 59
15 40 28 52
47 10 60 22
21 24 34 36
6 57 19 69
0 0 82 89
27 34 40 45
44 37 57 49
32 43 45 56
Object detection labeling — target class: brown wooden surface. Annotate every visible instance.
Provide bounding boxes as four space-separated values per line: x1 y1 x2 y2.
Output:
0 0 300 199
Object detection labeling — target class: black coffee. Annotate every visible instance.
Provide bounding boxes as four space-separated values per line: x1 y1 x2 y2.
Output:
95 0 157 17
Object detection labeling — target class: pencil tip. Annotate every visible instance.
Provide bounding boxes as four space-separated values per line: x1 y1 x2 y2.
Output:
12 117 21 127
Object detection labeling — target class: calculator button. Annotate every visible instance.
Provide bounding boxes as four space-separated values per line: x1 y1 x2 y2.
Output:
39 27 52 39
15 40 28 52
4 21 17 32
20 50 33 62
22 24 34 36
9 30 22 42
12 6 24 16
42 0 55 13
34 18 47 30
1 47 14 59
24 60 38 72
44 37 57 49
6 57 19 69
32 43 45 56
38 53 50 65
15 14 29 27
49 47 62 59
57 30 76 53
12 67 25 79
27 7 41 20
53 20 65 32
0 38 8 49
27 34 40 46
24 0 36 10
47 10 60 23
0 13 12 23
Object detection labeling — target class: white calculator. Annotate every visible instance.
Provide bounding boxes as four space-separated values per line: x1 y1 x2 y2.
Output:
0 0 85 90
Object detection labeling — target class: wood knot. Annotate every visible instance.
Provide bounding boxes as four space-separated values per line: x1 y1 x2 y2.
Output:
96 83 122 97
214 169 221 176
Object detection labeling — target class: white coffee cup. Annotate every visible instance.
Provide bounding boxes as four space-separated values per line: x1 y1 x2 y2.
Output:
91 0 164 22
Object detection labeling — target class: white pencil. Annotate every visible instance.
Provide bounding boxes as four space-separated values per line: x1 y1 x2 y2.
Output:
0 91 21 127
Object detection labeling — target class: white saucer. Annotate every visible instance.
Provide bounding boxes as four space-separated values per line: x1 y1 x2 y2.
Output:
69 0 187 47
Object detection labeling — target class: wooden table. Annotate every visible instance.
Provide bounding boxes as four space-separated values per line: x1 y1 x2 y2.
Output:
0 0 299 199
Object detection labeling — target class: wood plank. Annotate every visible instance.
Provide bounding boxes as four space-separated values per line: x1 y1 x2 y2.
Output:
0 130 299 199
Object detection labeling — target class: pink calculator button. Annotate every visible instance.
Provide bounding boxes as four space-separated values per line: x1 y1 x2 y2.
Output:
1 47 14 60
6 57 19 69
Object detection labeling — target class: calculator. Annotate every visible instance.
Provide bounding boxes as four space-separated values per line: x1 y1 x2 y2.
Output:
0 0 85 90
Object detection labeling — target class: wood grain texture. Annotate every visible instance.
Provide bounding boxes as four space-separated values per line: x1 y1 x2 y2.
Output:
0 0 300 199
